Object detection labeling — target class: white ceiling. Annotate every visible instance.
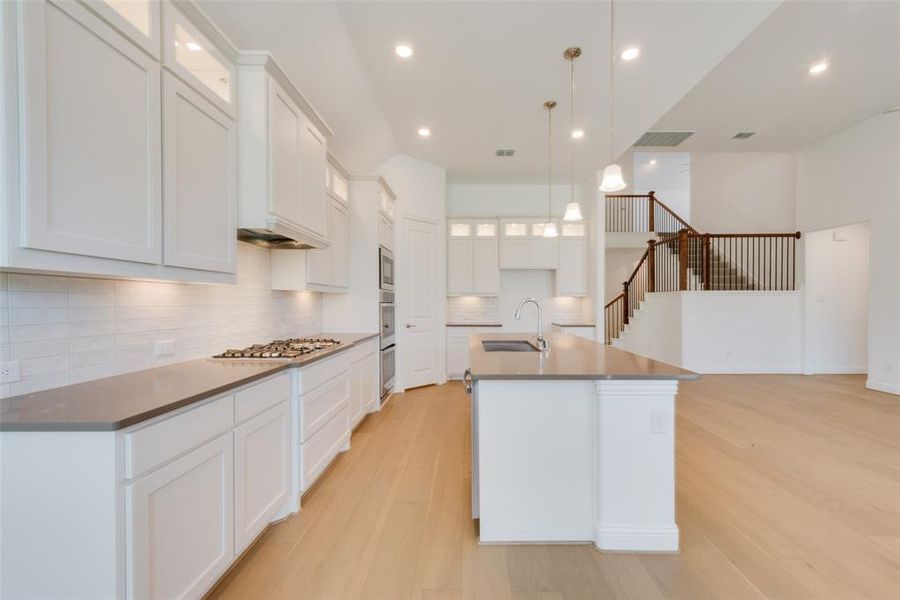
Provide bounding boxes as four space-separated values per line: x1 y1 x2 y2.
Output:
647 0 900 153
199 1 780 181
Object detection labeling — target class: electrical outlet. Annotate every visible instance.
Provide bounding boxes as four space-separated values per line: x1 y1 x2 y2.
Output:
153 340 175 357
650 408 668 433
0 360 21 384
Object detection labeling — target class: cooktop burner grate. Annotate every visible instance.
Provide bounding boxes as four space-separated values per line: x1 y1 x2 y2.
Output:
213 338 341 359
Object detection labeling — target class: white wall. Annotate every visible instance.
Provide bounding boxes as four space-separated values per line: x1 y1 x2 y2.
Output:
0 243 323 398
632 152 691 222
803 223 869 374
691 153 796 233
796 113 900 395
379 154 448 390
614 291 803 374
447 184 585 218
605 248 645 302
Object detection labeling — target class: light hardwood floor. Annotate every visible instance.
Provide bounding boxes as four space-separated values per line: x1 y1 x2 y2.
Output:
209 375 900 600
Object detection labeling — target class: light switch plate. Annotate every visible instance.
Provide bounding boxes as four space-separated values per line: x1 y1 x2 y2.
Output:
0 360 21 384
650 408 669 433
154 340 175 357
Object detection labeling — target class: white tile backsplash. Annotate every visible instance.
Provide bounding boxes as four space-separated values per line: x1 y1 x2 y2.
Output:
0 243 323 398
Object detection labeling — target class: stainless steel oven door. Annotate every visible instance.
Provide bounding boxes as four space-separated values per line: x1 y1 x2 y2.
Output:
379 246 394 291
380 345 395 400
380 302 395 349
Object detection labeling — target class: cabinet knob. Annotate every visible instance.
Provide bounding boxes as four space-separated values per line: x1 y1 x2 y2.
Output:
405 323 415 328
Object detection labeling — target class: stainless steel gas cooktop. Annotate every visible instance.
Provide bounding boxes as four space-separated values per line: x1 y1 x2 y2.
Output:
212 338 341 359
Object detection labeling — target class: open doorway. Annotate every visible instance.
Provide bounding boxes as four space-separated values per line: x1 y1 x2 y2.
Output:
803 222 869 375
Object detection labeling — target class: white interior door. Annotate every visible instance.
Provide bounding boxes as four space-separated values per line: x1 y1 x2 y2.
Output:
402 217 440 389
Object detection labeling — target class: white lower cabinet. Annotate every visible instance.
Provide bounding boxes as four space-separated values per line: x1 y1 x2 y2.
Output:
234 401 290 554
447 327 500 378
126 432 234 600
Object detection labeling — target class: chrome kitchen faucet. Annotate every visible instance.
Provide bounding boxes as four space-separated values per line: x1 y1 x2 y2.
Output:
514 297 549 351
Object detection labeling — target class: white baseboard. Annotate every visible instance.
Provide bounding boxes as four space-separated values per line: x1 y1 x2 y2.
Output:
866 379 900 396
802 367 868 375
595 524 679 553
686 366 803 374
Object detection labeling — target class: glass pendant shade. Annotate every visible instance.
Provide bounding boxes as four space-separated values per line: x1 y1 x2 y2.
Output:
563 201 583 221
543 222 559 238
599 163 627 192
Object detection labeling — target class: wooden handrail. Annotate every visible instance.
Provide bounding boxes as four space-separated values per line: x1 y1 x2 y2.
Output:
602 191 804 344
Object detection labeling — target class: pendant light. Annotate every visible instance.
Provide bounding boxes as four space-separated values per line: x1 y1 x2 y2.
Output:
599 0 627 193
543 100 559 238
563 46 584 222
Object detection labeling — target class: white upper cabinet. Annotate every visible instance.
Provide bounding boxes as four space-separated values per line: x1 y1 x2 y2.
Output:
556 239 588 296
377 179 396 251
17 0 162 264
162 1 235 118
4 0 240 283
83 0 161 58
499 218 559 270
299 119 329 240
162 72 236 273
447 218 499 295
236 53 333 249
268 77 303 226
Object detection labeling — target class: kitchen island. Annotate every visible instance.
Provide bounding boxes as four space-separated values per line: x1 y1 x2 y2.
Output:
467 332 698 552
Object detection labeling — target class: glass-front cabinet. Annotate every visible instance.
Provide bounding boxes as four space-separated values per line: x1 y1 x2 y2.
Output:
84 0 161 58
163 2 236 117
447 218 500 296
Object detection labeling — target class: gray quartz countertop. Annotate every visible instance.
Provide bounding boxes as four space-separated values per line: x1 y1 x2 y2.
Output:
446 323 503 327
468 332 698 381
0 333 378 432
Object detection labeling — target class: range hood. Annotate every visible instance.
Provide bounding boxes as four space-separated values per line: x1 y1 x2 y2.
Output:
237 228 319 250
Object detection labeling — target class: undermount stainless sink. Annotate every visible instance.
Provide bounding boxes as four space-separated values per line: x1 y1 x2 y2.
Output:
481 340 540 352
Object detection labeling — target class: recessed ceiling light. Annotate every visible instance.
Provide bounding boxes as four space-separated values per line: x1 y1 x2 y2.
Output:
185 41 203 52
395 44 413 58
809 61 829 75
417 127 431 137
620 47 641 61
571 129 585 139
649 159 657 165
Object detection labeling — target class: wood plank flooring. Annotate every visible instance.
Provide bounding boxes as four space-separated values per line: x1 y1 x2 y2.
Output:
209 375 900 600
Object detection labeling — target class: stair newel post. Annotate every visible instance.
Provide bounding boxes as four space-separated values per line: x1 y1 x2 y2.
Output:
678 229 689 291
703 233 711 291
622 282 630 325
647 239 656 293
648 190 656 233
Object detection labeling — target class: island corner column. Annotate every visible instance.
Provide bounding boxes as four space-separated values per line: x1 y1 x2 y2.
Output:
592 379 680 553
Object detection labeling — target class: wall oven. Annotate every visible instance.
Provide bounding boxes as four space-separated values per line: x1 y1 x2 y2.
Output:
379 286 395 401
379 246 394 291
380 344 395 400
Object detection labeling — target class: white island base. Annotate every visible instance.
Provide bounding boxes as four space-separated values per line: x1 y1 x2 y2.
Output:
473 378 680 553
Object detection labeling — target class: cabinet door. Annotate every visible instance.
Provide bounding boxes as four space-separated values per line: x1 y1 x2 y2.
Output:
19 0 161 264
362 356 379 413
446 336 469 378
306 206 332 286
378 213 394 251
447 240 473 294
268 78 303 226
299 120 328 240
162 73 236 273
234 402 290 554
557 240 588 296
472 239 500 294
531 239 559 269
348 362 364 429
127 433 233 600
499 239 531 269
83 0 161 59
331 202 350 287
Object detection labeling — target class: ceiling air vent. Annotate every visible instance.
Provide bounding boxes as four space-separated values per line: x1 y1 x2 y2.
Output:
495 148 516 157
633 131 694 147
732 131 756 140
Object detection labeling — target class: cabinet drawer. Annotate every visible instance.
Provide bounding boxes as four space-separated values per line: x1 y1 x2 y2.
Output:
123 395 234 480
296 352 351 395
300 374 349 442
300 406 349 492
347 338 377 364
234 372 291 425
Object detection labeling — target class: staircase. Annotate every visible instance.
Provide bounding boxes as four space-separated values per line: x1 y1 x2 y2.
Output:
604 192 801 345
